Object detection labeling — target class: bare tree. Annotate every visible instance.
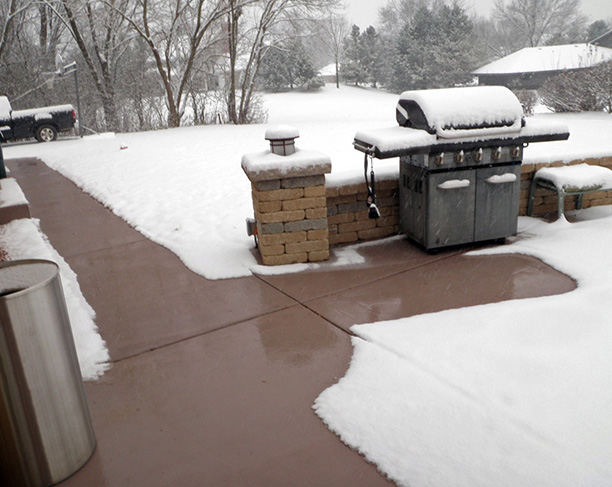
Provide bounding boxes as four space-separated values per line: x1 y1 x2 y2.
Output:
54 0 134 131
107 0 235 128
225 0 334 124
0 0 33 63
38 0 66 72
315 10 349 88
493 0 586 49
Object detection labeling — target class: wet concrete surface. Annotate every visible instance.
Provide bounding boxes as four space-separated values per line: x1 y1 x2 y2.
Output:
6 157 576 486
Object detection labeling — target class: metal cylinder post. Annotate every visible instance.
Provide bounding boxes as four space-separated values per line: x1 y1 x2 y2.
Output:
0 260 95 487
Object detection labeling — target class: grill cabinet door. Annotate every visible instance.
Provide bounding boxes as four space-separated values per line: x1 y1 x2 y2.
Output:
426 169 475 248
474 164 521 242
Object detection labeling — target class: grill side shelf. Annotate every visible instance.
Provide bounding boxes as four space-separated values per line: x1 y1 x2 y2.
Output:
353 131 569 160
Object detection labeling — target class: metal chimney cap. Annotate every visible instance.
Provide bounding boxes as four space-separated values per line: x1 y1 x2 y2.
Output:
265 125 299 141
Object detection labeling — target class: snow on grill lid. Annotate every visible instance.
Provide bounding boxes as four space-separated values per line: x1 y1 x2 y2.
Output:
396 86 524 137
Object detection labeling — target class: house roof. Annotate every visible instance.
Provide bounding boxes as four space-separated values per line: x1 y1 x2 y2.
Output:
472 43 612 75
318 63 337 77
590 29 612 48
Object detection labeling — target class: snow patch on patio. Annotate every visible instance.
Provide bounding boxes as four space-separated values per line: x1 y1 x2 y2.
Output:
314 210 612 487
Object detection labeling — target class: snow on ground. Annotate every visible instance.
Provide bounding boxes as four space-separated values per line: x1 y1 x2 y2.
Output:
3 86 612 481
0 218 109 380
4 85 612 279
315 208 612 486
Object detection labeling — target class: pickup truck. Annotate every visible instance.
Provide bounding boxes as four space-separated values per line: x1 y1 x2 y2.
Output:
0 96 76 142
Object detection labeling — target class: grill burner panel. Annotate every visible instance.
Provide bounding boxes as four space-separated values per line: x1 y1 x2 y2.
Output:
406 145 523 171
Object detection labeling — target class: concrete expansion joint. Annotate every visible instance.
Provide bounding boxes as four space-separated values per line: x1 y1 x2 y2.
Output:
110 303 304 365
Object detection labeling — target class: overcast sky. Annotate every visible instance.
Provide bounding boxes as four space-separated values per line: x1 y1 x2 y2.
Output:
347 0 612 29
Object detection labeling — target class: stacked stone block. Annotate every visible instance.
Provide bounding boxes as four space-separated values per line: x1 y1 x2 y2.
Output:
326 177 399 245
519 156 612 216
242 126 332 266
252 175 330 265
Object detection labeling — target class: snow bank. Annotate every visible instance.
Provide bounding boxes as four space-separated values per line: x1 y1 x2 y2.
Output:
0 219 110 380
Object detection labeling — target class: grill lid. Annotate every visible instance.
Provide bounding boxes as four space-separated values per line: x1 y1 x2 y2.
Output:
396 86 524 139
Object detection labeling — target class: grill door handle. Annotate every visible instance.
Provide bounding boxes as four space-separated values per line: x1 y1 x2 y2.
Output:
485 173 517 184
437 179 470 190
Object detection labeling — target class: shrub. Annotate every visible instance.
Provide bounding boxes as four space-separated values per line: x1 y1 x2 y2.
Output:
540 61 612 112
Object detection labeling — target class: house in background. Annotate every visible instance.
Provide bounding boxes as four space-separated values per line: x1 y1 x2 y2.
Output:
472 40 612 89
590 29 612 48
318 63 338 84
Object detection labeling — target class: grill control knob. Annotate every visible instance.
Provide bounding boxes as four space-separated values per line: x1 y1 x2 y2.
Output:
492 146 502 160
434 153 445 165
510 146 521 158
453 150 464 164
473 148 483 162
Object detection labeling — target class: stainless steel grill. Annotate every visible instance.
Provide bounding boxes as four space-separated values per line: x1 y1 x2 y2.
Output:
354 86 569 251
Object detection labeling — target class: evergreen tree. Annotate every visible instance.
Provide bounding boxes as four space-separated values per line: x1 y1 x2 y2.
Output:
341 25 366 85
360 26 385 88
389 2 478 93
259 40 317 91
341 24 384 87
586 20 609 42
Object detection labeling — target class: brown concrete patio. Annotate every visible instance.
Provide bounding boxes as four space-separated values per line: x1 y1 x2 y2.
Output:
7 157 574 486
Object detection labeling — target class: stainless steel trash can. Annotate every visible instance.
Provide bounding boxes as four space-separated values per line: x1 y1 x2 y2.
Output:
0 259 95 487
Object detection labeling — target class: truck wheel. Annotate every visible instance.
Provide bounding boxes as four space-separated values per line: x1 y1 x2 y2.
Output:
35 125 58 142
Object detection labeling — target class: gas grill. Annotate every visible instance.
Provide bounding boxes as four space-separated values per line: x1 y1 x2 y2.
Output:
354 86 569 251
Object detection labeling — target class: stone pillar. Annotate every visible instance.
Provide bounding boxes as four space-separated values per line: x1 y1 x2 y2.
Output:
242 126 332 266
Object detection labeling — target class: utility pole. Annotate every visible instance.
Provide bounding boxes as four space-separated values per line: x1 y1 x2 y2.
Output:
60 62 82 137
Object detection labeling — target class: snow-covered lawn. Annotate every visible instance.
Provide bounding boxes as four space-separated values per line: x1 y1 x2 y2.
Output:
4 85 612 484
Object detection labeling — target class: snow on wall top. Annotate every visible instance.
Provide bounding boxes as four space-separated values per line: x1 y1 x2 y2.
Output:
398 86 524 137
242 147 331 182
355 117 569 155
265 124 299 140
536 163 612 191
473 43 612 75
0 178 29 208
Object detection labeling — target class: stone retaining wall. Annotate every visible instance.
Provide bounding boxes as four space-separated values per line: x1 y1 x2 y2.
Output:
325 156 612 248
326 178 399 246
244 126 612 264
